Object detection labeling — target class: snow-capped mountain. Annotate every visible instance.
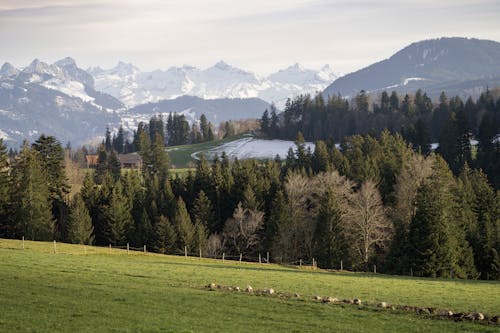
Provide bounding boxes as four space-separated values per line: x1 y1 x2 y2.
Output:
89 61 338 108
0 58 123 145
323 37 500 98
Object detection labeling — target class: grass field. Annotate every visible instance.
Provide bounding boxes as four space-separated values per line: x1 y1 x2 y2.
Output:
1 238 499 332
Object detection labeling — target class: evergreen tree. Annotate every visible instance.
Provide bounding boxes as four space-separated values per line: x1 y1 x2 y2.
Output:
32 135 69 239
408 157 476 278
11 143 54 240
102 181 132 245
104 127 112 151
174 197 195 252
66 194 94 244
313 190 346 268
155 215 177 254
113 125 125 153
261 109 270 135
312 140 330 173
94 147 108 184
149 133 170 180
0 139 11 237
459 167 499 279
192 190 215 232
389 91 400 111
108 150 122 181
200 114 209 142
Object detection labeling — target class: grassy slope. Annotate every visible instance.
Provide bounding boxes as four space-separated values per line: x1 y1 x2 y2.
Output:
0 239 498 333
166 134 250 168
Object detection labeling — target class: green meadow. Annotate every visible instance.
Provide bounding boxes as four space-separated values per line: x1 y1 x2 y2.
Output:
0 238 498 332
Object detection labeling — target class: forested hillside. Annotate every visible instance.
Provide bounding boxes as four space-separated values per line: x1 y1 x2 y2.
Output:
261 89 500 188
0 118 498 279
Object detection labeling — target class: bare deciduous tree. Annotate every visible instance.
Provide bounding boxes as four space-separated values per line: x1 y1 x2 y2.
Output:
345 180 391 266
391 153 434 229
223 202 264 254
206 233 223 257
273 172 314 262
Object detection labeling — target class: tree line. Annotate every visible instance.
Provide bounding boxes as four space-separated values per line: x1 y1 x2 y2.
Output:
261 89 500 188
0 126 498 279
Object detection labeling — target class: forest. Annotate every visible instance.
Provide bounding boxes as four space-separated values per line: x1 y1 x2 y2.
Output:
0 89 499 280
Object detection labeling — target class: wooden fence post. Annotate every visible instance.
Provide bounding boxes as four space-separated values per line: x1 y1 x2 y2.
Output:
184 246 187 258
22 236 25 250
340 260 343 271
259 253 261 264
299 259 302 269
410 267 413 277
144 245 146 254
239 253 242 264
374 265 377 274
199 247 202 259
127 243 129 255
53 240 57 254
222 253 225 263
109 244 111 254
267 252 269 264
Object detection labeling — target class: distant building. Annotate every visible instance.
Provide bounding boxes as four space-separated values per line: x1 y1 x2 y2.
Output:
85 153 142 169
85 154 98 168
117 153 142 169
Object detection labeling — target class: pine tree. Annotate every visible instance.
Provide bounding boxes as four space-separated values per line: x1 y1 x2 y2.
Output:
102 181 132 245
66 194 94 244
113 125 125 153
261 109 270 136
200 114 209 142
192 190 215 232
459 167 499 279
11 143 54 240
155 215 177 254
313 190 346 268
0 139 11 237
136 208 153 247
312 140 330 173
108 150 122 181
174 197 195 252
32 135 69 239
408 157 476 278
94 147 108 184
149 133 170 180
105 127 112 151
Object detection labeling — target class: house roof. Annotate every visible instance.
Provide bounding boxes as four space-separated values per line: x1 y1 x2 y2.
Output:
118 153 142 165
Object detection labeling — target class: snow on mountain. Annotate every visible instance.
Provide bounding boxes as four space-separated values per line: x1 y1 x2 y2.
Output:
0 62 20 78
0 59 124 146
91 61 339 109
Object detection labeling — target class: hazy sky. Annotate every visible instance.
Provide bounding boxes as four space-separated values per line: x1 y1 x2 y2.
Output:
1 0 499 75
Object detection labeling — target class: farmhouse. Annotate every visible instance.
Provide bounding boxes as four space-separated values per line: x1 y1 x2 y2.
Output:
117 153 142 169
85 153 143 169
85 154 98 168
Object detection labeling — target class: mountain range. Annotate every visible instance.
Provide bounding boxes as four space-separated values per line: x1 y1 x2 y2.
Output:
323 37 500 99
89 61 338 108
1 37 499 147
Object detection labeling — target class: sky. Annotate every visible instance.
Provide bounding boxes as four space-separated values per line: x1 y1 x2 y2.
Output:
0 0 499 75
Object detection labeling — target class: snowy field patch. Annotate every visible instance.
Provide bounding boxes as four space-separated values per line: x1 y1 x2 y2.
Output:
194 137 315 160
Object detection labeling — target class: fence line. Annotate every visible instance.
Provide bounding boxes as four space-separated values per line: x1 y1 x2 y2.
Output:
18 237 397 274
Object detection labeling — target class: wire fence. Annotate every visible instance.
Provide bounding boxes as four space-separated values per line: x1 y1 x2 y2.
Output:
16 237 394 274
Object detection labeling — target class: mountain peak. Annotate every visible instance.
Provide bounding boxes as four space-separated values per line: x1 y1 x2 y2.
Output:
55 57 77 68
0 62 19 77
323 36 500 98
24 58 59 76
112 61 139 75
213 60 232 70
